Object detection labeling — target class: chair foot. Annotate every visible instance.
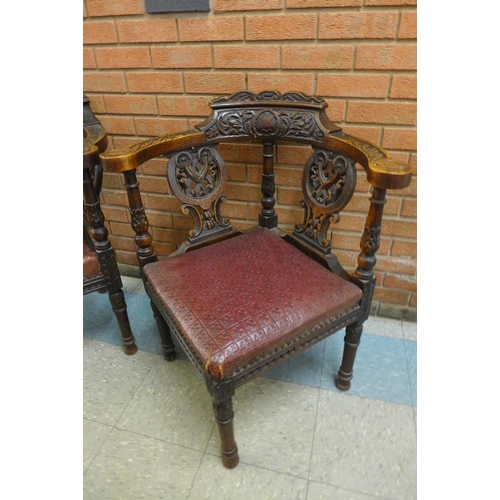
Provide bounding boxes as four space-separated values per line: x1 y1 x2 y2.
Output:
222 446 239 469
109 291 138 356
335 370 352 391
336 323 363 392
214 397 239 469
163 348 177 362
124 343 138 356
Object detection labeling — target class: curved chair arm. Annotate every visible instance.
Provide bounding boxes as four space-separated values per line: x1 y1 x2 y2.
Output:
100 131 207 173
325 132 413 190
99 128 412 191
83 125 106 194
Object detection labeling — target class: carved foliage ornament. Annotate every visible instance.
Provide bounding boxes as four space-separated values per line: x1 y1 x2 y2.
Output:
295 202 338 249
97 250 123 291
205 108 324 142
130 206 149 234
304 149 357 214
295 149 356 249
168 147 225 207
361 225 381 256
84 202 104 228
167 146 230 240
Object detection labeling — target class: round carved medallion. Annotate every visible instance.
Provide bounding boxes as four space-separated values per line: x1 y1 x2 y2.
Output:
167 146 226 210
302 149 357 216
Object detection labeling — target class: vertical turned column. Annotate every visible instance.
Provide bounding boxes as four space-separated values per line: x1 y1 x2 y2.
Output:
150 300 177 362
123 169 157 269
214 398 239 469
209 380 239 469
122 169 177 361
258 140 278 229
83 167 137 355
336 187 387 391
355 187 387 290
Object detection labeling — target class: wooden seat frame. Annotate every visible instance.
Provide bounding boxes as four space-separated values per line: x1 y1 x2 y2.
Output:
83 95 137 356
100 90 413 467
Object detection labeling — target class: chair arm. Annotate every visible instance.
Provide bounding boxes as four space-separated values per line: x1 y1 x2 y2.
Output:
324 132 413 190
100 131 206 173
83 121 107 173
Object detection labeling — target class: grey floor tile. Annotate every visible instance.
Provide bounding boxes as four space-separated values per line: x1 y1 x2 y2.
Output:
310 390 417 500
117 358 215 452
120 276 142 293
188 453 308 500
263 339 326 388
363 316 403 339
83 418 113 475
402 321 417 341
84 427 202 500
83 341 157 426
206 377 319 479
307 480 391 500
134 280 147 295
83 337 92 350
321 333 413 406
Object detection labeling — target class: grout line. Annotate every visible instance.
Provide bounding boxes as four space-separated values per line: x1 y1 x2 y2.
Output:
306 342 327 489
203 449 312 481
83 417 114 477
309 476 396 500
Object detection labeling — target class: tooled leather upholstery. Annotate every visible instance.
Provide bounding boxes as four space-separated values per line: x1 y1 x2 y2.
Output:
144 228 363 380
83 236 101 280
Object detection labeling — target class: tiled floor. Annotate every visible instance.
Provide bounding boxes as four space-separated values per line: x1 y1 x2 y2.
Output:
83 276 417 500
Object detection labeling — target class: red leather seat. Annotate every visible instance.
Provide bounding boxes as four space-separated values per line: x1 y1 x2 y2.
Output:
144 228 362 380
83 236 101 281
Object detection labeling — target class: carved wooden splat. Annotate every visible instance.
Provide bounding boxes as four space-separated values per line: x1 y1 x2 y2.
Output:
294 148 357 252
167 146 231 242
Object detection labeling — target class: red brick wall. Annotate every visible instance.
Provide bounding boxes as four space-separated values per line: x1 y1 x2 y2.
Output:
83 0 417 320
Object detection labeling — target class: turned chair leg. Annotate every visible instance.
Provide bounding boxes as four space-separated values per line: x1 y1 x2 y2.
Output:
213 397 239 469
108 290 138 355
150 300 177 361
336 322 363 391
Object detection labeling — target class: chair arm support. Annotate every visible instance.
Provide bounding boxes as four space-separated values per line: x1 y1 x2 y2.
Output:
354 187 387 321
324 132 413 190
122 169 158 270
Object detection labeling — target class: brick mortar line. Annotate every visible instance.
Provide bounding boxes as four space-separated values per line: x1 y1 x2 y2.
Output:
83 5 417 22
83 70 417 81
85 69 410 78
395 9 403 41
85 38 416 46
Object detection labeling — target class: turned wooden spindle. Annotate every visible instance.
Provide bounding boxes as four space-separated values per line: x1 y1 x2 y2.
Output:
209 380 239 469
259 140 278 229
355 187 387 286
336 187 387 390
123 169 178 361
123 169 157 269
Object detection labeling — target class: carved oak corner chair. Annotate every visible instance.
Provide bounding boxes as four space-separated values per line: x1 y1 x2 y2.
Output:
100 90 413 468
83 95 137 356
